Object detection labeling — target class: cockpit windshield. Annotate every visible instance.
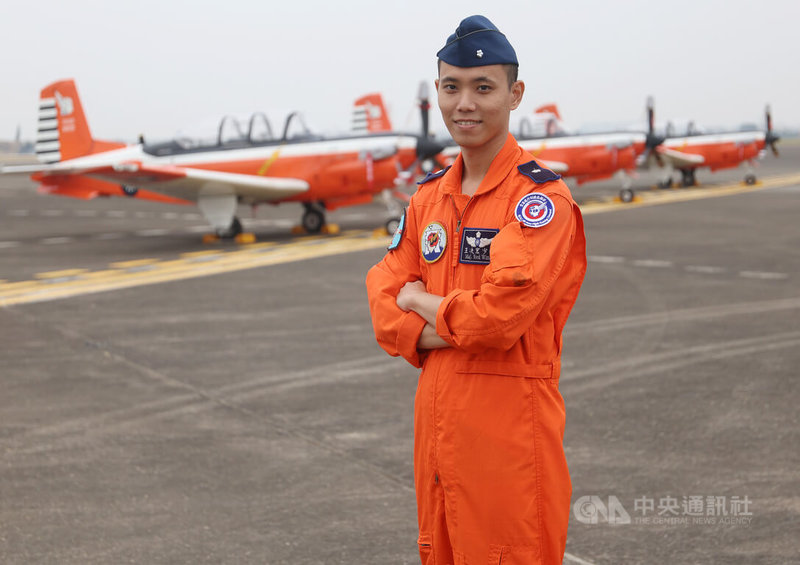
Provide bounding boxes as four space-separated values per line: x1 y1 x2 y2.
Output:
143 111 319 156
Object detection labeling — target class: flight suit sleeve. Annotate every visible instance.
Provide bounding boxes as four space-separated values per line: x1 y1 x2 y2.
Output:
365 203 428 368
435 193 580 353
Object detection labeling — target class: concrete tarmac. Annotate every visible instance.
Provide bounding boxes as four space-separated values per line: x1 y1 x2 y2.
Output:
1 147 798 564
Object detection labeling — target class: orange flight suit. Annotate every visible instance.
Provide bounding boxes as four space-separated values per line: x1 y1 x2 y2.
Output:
366 134 586 565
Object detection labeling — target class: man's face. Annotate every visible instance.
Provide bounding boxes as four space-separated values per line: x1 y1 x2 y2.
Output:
436 61 524 152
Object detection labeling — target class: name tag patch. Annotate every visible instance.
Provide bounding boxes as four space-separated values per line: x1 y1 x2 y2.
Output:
459 228 498 265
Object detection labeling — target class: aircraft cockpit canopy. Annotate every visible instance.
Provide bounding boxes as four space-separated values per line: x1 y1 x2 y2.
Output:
142 111 321 156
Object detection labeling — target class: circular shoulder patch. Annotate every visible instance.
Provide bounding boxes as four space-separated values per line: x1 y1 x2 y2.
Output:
421 222 447 263
515 192 555 228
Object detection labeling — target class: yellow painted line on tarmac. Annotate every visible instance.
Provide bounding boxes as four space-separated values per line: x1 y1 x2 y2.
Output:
580 172 800 215
35 268 89 279
109 258 159 269
0 230 391 307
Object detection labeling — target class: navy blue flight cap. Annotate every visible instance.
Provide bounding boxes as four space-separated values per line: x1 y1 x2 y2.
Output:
437 15 518 68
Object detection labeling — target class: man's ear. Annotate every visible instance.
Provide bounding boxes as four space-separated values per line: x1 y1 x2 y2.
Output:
510 80 525 111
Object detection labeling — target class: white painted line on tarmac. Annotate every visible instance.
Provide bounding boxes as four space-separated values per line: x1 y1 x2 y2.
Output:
161 212 179 219
8 209 29 216
0 241 20 248
181 213 202 220
106 210 127 218
739 270 789 280
685 265 726 274
564 552 597 565
137 228 170 237
632 259 673 268
134 212 153 218
40 237 73 245
94 232 124 240
74 210 98 217
588 255 625 264
41 209 64 217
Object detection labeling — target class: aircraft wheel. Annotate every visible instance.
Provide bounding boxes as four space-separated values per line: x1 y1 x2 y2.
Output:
302 208 325 233
744 173 757 185
217 217 243 239
385 217 401 234
121 184 139 197
619 188 635 203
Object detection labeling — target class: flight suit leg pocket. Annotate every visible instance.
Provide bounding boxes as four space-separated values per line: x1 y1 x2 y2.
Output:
418 533 434 564
488 544 540 564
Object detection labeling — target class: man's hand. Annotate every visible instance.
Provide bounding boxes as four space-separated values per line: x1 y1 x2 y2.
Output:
396 280 427 312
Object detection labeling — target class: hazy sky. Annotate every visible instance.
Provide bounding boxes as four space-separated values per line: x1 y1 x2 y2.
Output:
2 0 798 143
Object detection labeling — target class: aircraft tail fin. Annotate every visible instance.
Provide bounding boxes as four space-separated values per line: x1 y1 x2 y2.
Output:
36 79 124 164
351 93 392 133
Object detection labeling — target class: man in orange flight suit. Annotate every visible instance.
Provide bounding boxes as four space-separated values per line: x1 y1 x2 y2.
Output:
366 15 586 565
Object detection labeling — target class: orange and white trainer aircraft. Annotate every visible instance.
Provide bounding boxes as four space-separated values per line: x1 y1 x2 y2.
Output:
638 101 780 189
440 102 660 197
2 79 444 239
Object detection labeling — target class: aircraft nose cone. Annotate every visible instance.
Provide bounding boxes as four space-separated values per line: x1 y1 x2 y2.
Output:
417 137 445 161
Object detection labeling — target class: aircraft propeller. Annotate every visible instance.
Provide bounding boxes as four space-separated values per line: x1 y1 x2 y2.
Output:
643 96 666 167
765 105 780 157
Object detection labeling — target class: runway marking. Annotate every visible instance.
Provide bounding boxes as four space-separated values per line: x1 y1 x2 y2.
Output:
8 209 29 216
564 553 597 565
566 296 800 336
93 232 124 240
105 210 127 218
563 330 800 394
0 241 20 248
587 254 789 281
40 237 73 245
36 268 89 280
580 172 800 214
0 230 391 306
74 209 98 217
41 209 64 217
136 228 170 237
587 255 625 264
631 259 673 268
739 270 789 280
684 265 726 274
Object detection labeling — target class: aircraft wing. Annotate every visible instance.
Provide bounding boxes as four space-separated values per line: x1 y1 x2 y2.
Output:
654 146 705 169
440 147 569 175
536 159 569 174
81 163 309 202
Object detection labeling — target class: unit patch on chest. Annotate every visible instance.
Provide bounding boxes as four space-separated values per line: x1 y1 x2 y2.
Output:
459 228 498 265
421 222 447 263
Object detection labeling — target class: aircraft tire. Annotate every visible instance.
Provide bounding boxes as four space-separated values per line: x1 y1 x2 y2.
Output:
745 174 757 185
302 209 325 234
619 188 635 203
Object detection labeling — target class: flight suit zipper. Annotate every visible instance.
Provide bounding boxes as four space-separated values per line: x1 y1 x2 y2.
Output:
450 194 474 284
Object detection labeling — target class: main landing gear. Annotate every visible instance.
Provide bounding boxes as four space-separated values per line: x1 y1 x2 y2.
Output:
679 168 697 187
301 202 326 234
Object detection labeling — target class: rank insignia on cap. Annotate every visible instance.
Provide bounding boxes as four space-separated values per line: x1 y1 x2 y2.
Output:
515 193 555 228
459 228 498 264
421 222 447 263
387 209 406 251
436 15 518 68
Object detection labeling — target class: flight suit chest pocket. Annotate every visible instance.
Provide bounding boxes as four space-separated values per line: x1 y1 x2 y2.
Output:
484 223 533 287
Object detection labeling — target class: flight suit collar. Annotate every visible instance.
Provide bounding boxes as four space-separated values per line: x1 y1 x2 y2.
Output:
439 133 522 196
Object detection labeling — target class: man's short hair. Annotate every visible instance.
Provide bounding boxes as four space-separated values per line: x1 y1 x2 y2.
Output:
437 59 519 88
